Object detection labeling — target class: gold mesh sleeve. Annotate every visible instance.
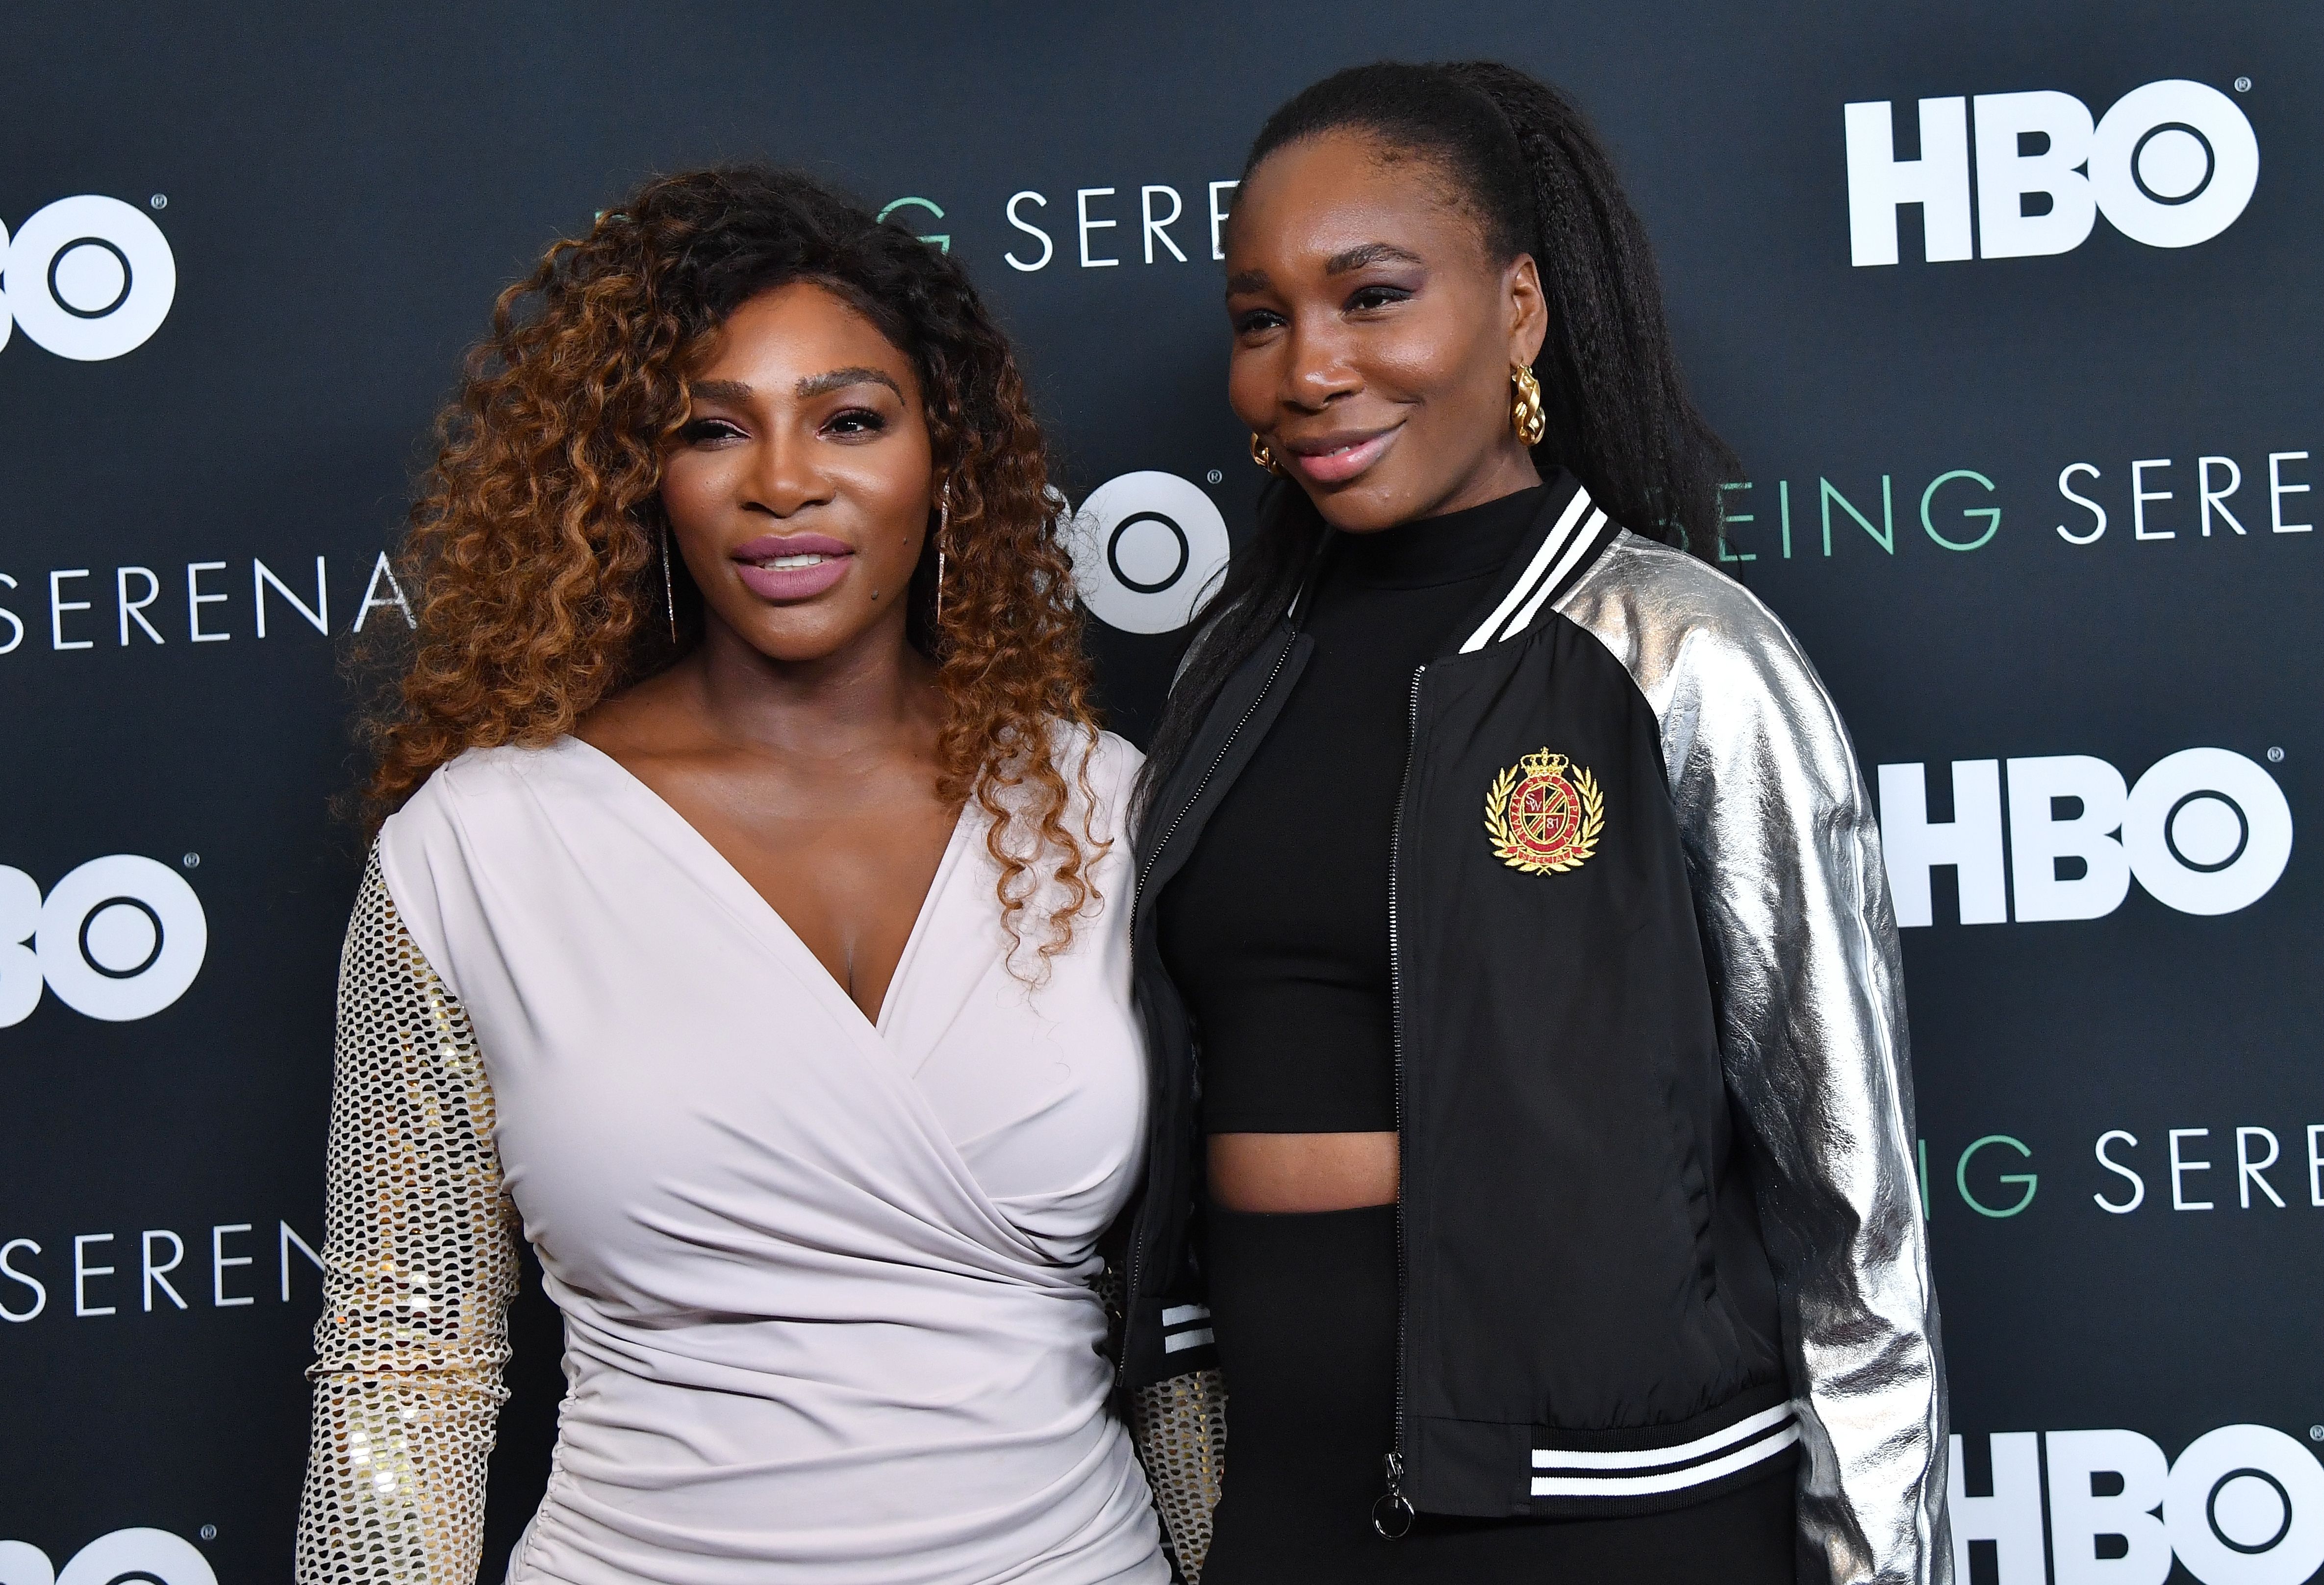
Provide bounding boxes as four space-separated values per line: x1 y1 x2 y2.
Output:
1131 1370 1227 1585
296 851 522 1585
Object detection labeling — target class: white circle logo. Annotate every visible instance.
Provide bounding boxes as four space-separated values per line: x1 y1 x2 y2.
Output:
0 855 209 1024
2091 80 2260 249
0 196 177 360
1065 471 1233 635
2123 748 2293 916
2165 1425 2324 1585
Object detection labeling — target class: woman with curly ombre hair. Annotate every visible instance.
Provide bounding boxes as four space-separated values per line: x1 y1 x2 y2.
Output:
296 167 1168 1585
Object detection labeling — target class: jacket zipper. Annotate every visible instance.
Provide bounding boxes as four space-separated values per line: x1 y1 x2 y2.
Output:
1374 661 1425 1540
1117 630 1298 1390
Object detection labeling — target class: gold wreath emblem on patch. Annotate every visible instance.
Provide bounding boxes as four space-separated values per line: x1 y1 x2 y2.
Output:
1484 749 1604 874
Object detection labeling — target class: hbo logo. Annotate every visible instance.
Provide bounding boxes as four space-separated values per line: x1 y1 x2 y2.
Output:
1954 1424 2324 1585
0 855 207 1025
1847 79 2259 265
0 1529 215 1585
0 196 177 360
1062 471 1233 635
1879 748 2293 928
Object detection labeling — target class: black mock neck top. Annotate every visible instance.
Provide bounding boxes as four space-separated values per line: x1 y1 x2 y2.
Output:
1158 484 1546 1134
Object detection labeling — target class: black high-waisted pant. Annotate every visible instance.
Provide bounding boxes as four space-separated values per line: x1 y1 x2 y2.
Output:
1198 1204 1797 1583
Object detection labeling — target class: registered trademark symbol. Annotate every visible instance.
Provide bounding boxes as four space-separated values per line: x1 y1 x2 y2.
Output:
2268 747 2286 763
181 852 201 869
199 1524 217 1541
150 193 168 209
2310 1425 2323 1442
2235 77 2252 93
1206 469 1224 485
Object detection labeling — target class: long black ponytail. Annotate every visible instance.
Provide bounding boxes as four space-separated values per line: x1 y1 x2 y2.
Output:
1137 59 1736 817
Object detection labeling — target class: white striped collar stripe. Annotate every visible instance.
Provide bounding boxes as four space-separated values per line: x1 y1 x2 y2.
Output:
1457 484 1595 654
1160 1304 1211 1328
1494 508 1609 645
1162 1327 1215 1354
1530 1422 1799 1498
1532 1403 1795 1472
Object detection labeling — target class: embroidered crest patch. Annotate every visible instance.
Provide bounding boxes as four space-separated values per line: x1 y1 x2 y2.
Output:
1484 749 1604 874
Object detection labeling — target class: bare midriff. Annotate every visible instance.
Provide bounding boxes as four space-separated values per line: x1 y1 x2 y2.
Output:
1208 1131 1400 1211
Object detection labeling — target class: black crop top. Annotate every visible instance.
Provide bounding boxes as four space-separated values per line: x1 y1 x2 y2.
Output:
1158 484 1545 1134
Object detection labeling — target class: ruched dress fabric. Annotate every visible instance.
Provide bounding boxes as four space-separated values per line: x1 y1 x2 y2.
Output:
296 733 1167 1585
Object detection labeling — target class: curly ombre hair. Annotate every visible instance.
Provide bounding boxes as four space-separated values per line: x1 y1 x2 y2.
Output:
362 166 1106 961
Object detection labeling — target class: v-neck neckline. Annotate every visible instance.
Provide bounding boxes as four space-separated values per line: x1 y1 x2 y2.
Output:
555 735 973 1039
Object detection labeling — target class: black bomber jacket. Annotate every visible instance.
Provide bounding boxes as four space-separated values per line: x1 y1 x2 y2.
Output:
1114 472 1950 1585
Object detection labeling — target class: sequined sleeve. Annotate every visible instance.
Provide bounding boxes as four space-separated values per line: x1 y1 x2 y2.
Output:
295 850 521 1585
1131 1370 1228 1583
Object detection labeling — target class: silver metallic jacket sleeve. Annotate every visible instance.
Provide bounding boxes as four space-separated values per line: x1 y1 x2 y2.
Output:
296 851 520 1585
1559 536 1951 1585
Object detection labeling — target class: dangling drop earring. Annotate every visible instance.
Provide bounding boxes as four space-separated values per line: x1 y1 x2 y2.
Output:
934 482 953 629
661 522 678 643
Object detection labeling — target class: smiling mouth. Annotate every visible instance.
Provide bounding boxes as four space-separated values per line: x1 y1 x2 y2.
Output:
731 536 855 600
1286 427 1399 485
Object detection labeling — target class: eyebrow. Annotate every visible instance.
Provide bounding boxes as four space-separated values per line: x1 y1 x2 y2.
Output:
685 367 905 407
1224 242 1426 299
795 366 904 401
1324 241 1423 274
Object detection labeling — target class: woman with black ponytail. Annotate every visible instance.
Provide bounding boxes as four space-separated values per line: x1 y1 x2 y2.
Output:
1112 63 1948 1583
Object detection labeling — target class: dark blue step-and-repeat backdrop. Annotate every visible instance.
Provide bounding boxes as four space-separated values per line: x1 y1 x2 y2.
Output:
1 5 2315 1582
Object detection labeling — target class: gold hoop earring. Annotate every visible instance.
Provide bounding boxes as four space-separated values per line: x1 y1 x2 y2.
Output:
1249 432 1285 476
934 483 952 629
1510 363 1547 447
661 522 678 643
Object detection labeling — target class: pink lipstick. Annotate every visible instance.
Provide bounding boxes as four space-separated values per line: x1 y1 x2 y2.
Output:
1285 425 1400 486
731 533 854 601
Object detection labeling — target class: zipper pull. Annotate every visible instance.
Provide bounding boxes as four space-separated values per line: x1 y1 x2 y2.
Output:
1372 1451 1415 1539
